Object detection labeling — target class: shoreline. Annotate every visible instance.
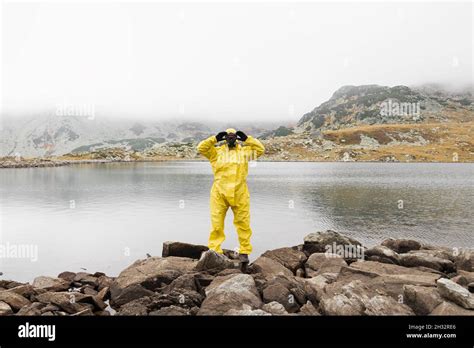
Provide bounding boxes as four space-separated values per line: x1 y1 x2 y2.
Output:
0 231 473 316
1 157 473 169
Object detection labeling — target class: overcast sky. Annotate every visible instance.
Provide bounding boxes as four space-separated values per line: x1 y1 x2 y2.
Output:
2 2 472 122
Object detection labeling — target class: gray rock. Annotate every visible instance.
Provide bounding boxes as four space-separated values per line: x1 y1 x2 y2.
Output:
111 284 155 308
399 253 455 273
162 241 208 259
364 295 414 315
381 238 421 253
57 271 76 282
110 256 197 304
195 250 235 272
198 274 262 315
304 253 347 277
32 276 70 292
365 245 400 264
250 256 293 280
303 230 363 256
436 278 474 309
261 301 288 315
225 305 271 316
261 247 307 273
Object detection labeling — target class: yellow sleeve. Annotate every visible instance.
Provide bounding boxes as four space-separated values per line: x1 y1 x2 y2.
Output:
197 135 218 162
243 136 265 159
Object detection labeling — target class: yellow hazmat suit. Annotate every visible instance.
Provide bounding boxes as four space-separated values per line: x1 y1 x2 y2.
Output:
197 129 265 255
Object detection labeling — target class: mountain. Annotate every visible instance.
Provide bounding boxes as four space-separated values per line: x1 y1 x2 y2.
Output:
0 114 278 157
296 84 473 134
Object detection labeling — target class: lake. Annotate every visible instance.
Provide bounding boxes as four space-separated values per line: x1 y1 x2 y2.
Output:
1 161 473 282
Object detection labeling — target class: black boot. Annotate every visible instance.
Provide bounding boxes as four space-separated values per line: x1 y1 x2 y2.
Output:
239 253 249 273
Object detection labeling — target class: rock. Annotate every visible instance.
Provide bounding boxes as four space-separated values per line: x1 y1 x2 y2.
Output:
57 271 76 282
261 247 307 273
403 285 443 315
302 275 331 303
299 301 320 315
250 256 293 280
6 284 38 298
303 230 363 257
261 301 288 315
365 245 400 264
117 299 150 316
162 241 208 259
468 283 474 293
381 238 421 253
81 286 98 296
458 270 474 283
35 291 97 314
364 295 414 315
450 275 469 286
436 278 474 309
430 301 474 315
110 256 197 305
263 283 299 313
164 273 198 293
32 276 70 292
111 284 155 308
96 287 110 301
97 275 114 291
225 305 271 316
0 301 13 315
150 305 191 316
198 274 262 315
74 274 99 287
0 291 31 311
320 280 413 315
195 251 235 272
16 302 45 316
453 249 474 272
399 253 455 273
296 268 305 277
304 253 347 277
216 269 241 277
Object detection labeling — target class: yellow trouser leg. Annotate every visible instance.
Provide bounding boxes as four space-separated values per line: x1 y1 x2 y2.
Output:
208 188 229 254
231 193 253 255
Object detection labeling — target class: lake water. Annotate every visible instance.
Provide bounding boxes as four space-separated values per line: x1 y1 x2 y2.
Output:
1 161 473 282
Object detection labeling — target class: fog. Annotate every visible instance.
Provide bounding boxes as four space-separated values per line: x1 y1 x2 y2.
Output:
2 1 472 122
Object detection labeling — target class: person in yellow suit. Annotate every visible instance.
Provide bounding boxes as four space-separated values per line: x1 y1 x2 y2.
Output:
197 128 265 270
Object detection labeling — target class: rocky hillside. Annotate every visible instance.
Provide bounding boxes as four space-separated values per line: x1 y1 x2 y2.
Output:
296 84 473 134
0 231 473 316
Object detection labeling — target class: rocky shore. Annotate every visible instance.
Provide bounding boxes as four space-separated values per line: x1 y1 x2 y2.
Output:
1 231 473 316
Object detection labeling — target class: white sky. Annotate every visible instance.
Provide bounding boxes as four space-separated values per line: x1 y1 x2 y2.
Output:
2 1 472 122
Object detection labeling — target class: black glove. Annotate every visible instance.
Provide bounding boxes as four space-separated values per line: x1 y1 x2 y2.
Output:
236 131 248 141
215 131 227 142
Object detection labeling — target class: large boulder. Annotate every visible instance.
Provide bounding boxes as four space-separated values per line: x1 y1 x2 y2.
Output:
110 256 197 305
304 253 347 278
399 253 456 273
250 256 293 280
32 276 70 292
195 250 236 272
303 230 363 257
436 278 474 309
198 274 262 315
381 238 421 253
262 282 299 313
320 280 413 315
365 245 400 264
0 291 31 312
162 241 208 259
403 285 443 315
261 247 307 273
